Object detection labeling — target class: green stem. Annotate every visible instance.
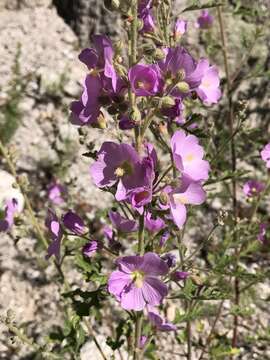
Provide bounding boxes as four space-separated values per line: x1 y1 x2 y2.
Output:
217 5 239 349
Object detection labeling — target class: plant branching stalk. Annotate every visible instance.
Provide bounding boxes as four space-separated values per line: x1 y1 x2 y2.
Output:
217 6 239 349
0 140 106 360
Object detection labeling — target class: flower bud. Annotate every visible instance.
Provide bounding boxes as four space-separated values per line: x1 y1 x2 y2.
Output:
175 81 190 93
94 114 107 129
130 106 141 122
104 0 120 11
154 48 166 61
161 96 175 108
159 191 169 205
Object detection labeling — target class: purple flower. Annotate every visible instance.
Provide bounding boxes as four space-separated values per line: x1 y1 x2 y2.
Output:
158 47 200 97
79 35 117 91
243 180 265 198
70 74 102 126
139 335 148 349
261 143 270 168
171 271 189 281
0 198 18 232
171 130 210 182
83 240 102 257
109 210 138 233
119 115 136 130
159 230 170 247
145 212 165 233
138 0 155 34
258 223 268 243
193 59 221 105
129 64 162 96
162 253 176 268
45 210 63 262
148 310 177 332
196 10 214 29
90 141 142 200
128 156 155 213
161 98 185 122
62 210 85 235
47 181 66 205
174 19 187 39
167 178 206 229
108 252 168 311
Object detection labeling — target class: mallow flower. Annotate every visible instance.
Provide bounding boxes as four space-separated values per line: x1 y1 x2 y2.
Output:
108 252 168 311
109 210 138 233
196 10 214 29
79 35 117 91
70 74 102 126
47 181 66 205
164 178 206 229
138 0 155 34
45 210 63 262
158 47 201 97
129 64 162 96
90 141 142 200
0 199 18 232
261 143 270 168
192 59 221 105
148 309 177 332
62 210 85 235
171 130 210 182
145 211 165 233
83 240 102 257
174 19 187 40
243 180 265 198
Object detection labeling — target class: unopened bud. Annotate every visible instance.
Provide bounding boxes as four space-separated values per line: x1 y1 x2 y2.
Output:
154 48 166 61
130 106 141 122
190 274 204 286
175 81 190 93
94 114 107 129
104 0 120 11
159 191 169 205
161 96 175 108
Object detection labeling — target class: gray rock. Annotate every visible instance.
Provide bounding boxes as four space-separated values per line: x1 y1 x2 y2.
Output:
53 0 122 46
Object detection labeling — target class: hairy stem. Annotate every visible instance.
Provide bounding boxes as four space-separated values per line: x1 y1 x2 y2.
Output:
217 6 239 349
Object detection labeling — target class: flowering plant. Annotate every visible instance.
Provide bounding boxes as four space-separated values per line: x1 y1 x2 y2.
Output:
0 1 269 359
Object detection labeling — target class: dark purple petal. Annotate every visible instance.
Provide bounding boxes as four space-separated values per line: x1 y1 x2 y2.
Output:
109 210 138 233
63 210 85 235
139 252 169 276
83 240 102 257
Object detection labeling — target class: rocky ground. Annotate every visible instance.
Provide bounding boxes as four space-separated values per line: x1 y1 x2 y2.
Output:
0 1 270 359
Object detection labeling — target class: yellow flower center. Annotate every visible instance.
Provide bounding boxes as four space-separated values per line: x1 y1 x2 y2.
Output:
89 69 100 77
185 153 194 162
174 193 188 204
131 270 145 288
114 161 133 178
137 80 152 90
202 79 211 88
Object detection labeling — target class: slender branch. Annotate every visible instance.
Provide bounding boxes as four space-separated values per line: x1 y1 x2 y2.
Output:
217 6 239 349
198 300 225 360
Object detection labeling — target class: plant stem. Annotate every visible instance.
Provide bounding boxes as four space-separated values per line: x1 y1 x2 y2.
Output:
0 140 106 360
217 6 239 349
